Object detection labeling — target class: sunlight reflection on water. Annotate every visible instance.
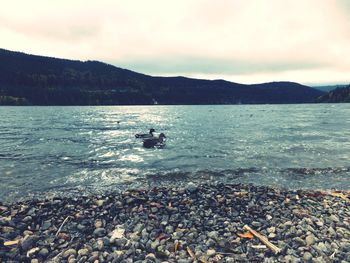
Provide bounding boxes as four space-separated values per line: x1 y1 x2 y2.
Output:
1 104 350 202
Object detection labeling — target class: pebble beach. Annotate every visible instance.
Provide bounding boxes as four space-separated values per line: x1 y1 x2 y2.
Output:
1 183 350 262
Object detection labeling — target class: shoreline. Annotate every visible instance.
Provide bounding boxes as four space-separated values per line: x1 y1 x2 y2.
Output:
1 183 349 262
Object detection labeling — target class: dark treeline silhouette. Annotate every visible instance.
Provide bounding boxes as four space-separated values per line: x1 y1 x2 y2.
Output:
316 85 350 103
0 48 324 105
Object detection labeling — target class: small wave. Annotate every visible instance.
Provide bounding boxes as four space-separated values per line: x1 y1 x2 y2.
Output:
0 153 23 159
129 166 349 190
284 167 350 176
1 166 350 203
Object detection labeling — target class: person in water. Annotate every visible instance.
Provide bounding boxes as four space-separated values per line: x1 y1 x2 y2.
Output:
143 133 166 148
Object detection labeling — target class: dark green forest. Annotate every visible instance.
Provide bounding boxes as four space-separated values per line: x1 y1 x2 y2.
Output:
316 85 350 103
0 48 325 105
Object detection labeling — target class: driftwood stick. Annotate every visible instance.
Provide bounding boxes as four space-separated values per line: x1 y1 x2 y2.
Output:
55 216 70 236
243 225 281 254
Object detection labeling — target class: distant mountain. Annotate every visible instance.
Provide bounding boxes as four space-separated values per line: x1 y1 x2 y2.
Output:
313 84 347 93
0 48 324 105
316 85 350 103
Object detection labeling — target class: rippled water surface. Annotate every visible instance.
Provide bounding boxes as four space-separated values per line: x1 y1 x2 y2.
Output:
1 104 350 202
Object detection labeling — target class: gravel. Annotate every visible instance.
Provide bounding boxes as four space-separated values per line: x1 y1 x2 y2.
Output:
0 183 349 262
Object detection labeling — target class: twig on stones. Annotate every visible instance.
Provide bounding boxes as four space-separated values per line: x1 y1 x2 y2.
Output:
330 250 337 259
251 245 267 249
243 225 281 254
4 240 20 246
186 246 196 260
55 216 71 237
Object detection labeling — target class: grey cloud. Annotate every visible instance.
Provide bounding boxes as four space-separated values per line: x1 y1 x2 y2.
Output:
0 14 102 42
340 0 350 12
110 56 325 76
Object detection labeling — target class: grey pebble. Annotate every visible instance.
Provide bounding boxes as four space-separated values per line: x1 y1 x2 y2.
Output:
21 235 39 251
303 251 313 261
305 234 316 246
63 248 77 258
93 227 106 237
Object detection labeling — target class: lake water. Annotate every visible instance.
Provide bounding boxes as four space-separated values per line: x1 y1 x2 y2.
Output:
1 104 350 203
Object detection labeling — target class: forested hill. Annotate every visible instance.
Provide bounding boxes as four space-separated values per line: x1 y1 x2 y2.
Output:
0 48 324 105
316 85 350 103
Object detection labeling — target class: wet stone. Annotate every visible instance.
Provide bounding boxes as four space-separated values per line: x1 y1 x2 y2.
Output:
27 247 40 257
284 255 299 263
315 242 328 254
205 238 216 247
206 249 216 257
187 182 197 193
21 235 39 251
268 233 276 239
97 239 104 250
165 225 174 234
315 221 324 228
294 237 306 246
330 215 339 223
41 220 52 230
284 221 293 227
95 199 104 207
145 253 156 260
150 240 160 251
77 224 86 231
63 248 77 258
266 215 273 220
305 234 316 246
94 219 103 228
267 226 276 233
303 251 313 261
114 237 128 247
151 207 158 213
39 248 49 257
2 226 15 233
23 216 32 223
328 227 336 237
93 228 106 237
251 221 261 228
133 223 144 233
207 231 218 240
78 248 89 256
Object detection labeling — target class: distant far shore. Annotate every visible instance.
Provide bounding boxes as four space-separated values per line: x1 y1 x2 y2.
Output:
0 101 349 106
0 48 325 105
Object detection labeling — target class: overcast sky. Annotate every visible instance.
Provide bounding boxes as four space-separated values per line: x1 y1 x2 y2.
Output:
1 0 350 85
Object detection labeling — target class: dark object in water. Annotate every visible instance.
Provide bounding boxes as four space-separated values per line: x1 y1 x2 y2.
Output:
135 128 155 139
143 133 166 148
